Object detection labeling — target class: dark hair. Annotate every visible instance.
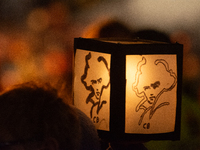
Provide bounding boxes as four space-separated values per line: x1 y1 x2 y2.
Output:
0 81 81 149
136 29 171 43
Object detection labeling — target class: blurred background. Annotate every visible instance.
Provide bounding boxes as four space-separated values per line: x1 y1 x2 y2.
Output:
0 0 199 149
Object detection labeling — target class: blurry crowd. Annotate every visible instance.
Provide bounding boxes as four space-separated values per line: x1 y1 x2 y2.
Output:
0 1 82 102
0 0 199 149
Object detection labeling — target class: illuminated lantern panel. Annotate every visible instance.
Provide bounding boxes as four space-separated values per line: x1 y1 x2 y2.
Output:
74 38 183 141
74 49 111 131
126 55 177 134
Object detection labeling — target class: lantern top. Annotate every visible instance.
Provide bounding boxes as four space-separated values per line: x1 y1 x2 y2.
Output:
74 37 182 55
78 37 174 45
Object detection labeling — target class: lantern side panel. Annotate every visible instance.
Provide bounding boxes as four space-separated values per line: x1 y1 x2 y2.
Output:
74 49 111 131
125 54 177 134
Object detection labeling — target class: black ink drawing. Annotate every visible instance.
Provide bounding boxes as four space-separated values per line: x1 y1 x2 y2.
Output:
132 57 177 126
81 52 110 119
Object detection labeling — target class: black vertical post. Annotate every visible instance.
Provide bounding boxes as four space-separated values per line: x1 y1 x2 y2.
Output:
110 44 126 140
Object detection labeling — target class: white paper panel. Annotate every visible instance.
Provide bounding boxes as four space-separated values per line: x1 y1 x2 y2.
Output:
74 49 111 131
125 55 177 134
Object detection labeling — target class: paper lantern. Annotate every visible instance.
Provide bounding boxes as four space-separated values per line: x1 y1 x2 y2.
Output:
73 38 183 141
